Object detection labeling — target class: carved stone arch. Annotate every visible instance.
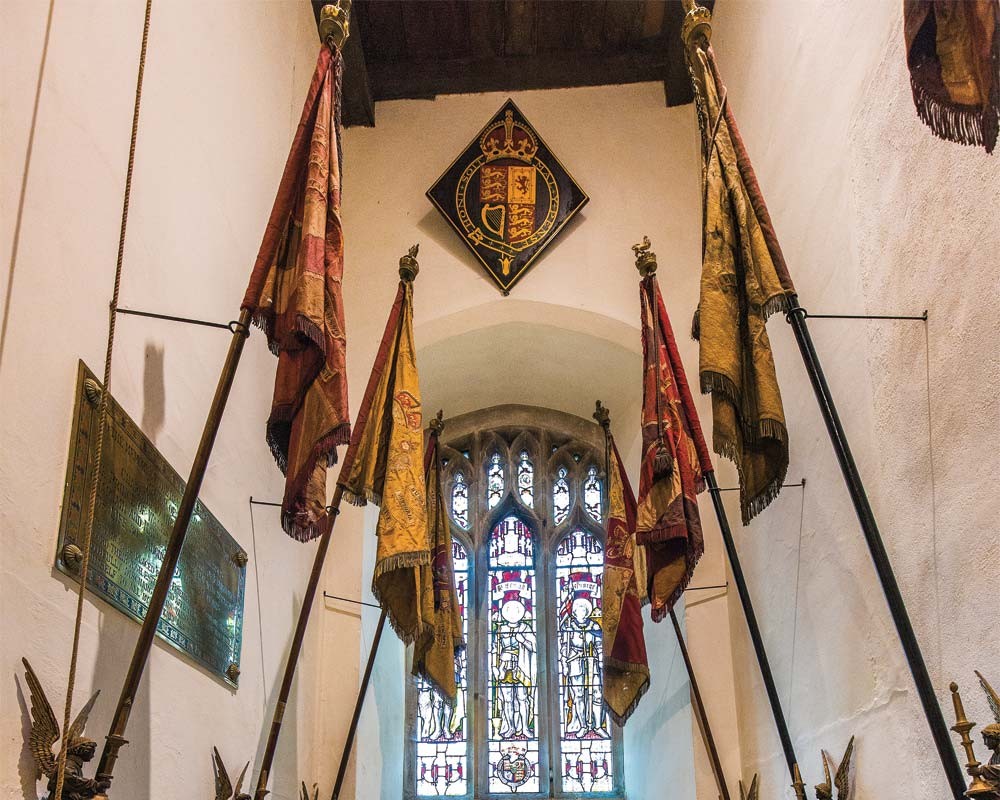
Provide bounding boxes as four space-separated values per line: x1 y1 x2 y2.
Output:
482 490 544 549
546 496 605 549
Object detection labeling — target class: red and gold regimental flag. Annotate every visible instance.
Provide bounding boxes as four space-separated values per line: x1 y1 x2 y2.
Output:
602 436 649 726
337 276 432 647
637 275 713 623
242 42 349 542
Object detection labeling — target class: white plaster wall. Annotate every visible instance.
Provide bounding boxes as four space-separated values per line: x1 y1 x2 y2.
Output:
320 82 744 800
1 2 330 798
710 1 1000 798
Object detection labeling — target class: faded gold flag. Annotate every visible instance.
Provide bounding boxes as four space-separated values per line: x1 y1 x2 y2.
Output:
688 27 794 525
411 421 464 702
338 278 430 644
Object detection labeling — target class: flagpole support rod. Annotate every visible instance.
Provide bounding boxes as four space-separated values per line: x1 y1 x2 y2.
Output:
788 307 928 322
116 306 250 335
323 591 381 610
783 294 966 796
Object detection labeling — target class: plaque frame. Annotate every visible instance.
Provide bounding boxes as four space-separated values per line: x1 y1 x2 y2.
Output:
55 361 247 688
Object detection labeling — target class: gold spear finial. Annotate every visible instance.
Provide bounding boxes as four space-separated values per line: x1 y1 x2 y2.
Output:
632 236 658 277
319 0 352 50
593 400 611 431
399 244 420 282
429 409 445 436
681 2 713 52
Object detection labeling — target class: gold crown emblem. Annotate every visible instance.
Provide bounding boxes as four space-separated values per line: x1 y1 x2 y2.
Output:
480 110 538 163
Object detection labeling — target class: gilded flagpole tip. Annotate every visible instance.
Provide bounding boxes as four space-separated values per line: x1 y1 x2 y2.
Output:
632 236 658 277
319 0 352 50
593 400 611 431
681 3 713 51
430 409 445 436
399 244 419 282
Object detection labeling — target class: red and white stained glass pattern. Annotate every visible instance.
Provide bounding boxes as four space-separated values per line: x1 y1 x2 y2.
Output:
583 465 602 523
555 530 612 794
553 467 570 525
517 451 534 508
487 453 505 509
416 541 470 796
451 473 470 529
487 517 540 794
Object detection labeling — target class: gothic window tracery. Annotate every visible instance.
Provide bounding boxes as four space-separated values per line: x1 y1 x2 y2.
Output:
408 413 622 799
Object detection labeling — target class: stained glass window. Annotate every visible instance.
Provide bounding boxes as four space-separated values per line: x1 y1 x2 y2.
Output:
517 451 533 508
583 466 602 523
487 453 504 509
488 516 540 794
555 530 612 793
409 422 623 799
452 473 469 529
416 540 470 796
553 467 570 525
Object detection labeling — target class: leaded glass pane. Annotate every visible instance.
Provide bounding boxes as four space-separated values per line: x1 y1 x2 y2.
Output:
487 452 504 509
553 467 570 525
451 473 469 529
416 541 470 796
583 465 602 523
517 451 533 508
487 517 540 794
555 530 612 793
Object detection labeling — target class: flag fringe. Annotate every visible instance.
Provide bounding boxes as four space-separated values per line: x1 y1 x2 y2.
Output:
341 487 381 507
910 76 999 154
604 662 651 727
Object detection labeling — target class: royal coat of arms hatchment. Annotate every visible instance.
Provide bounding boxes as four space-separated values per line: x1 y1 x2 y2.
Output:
427 99 588 294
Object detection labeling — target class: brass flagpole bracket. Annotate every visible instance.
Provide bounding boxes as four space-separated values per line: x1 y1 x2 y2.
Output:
631 236 658 277
318 0 351 50
399 244 420 282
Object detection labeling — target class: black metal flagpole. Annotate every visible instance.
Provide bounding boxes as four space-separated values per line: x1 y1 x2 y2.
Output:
330 608 388 800
678 3 966 795
784 299 965 796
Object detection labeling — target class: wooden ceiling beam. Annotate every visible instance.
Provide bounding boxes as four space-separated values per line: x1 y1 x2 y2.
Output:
367 50 672 102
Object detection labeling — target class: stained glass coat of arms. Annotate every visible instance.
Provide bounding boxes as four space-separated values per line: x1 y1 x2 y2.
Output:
427 99 588 294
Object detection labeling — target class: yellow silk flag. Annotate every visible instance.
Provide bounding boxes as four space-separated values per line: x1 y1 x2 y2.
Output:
411 423 464 702
687 22 795 525
338 277 430 645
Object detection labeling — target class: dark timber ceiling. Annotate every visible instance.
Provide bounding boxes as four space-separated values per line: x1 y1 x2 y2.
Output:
311 1 713 127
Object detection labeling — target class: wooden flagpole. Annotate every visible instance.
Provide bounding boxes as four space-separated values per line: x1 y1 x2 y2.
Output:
94 5 353 795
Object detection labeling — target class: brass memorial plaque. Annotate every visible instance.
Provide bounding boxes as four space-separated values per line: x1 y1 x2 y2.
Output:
56 361 246 687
